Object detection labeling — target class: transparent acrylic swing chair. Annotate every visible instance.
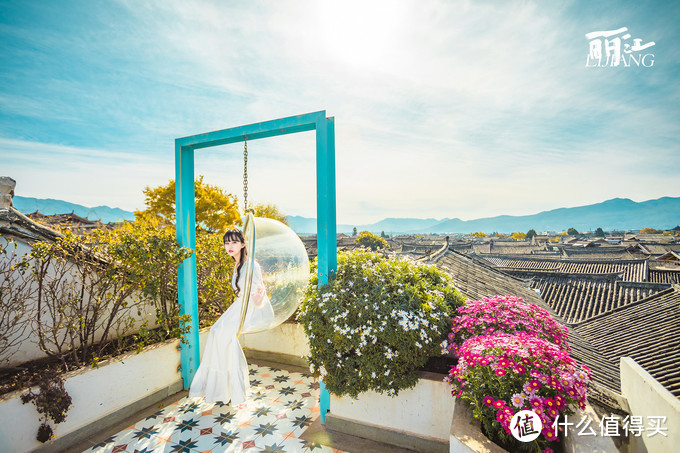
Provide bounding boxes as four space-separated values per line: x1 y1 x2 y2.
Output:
237 213 310 335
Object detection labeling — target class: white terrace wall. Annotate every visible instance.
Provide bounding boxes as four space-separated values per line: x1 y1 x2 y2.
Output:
0 335 182 452
620 357 680 453
1 237 156 367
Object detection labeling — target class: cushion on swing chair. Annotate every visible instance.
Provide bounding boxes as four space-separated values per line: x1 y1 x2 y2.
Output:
238 212 310 334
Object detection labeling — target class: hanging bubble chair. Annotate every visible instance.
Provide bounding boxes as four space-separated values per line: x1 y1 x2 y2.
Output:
237 212 310 335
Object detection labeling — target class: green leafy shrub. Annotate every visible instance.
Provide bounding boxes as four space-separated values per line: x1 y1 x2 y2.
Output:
298 250 464 398
100 219 194 343
30 230 145 367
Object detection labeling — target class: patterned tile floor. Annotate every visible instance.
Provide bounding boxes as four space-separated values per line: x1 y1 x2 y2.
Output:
82 363 344 453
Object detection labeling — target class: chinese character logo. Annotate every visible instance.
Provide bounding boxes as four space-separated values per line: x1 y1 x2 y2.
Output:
586 27 655 67
510 410 543 442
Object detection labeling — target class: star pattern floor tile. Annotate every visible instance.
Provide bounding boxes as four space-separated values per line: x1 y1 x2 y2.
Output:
82 364 345 453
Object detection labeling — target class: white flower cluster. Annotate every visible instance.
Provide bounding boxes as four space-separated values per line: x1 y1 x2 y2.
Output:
300 251 459 398
428 289 444 299
393 309 441 348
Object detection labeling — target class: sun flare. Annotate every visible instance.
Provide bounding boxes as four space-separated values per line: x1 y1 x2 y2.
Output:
318 0 409 71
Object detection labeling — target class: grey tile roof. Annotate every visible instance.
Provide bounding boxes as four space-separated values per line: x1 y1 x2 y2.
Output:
490 245 545 255
638 243 676 255
572 286 680 398
649 269 680 284
301 236 360 260
524 273 670 323
473 255 650 282
448 243 474 255
0 206 62 243
433 250 621 396
561 246 641 260
472 244 491 254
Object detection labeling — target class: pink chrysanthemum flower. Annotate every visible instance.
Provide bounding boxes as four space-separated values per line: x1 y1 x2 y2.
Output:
511 393 525 408
529 397 543 409
575 370 588 382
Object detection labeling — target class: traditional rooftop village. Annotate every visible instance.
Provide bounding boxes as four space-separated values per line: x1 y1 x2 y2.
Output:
1 182 678 452
305 230 680 404
9 202 679 403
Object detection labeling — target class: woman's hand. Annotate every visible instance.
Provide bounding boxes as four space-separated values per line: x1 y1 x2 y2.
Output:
252 285 266 307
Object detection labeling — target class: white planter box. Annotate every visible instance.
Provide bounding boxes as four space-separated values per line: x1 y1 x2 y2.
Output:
0 337 183 453
449 400 619 453
327 371 455 452
449 400 507 453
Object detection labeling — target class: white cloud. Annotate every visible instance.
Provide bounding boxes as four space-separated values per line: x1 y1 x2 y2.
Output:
0 138 170 211
1 0 678 224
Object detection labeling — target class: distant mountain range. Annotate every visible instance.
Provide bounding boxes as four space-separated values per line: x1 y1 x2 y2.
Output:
289 197 680 234
13 196 135 224
11 195 680 235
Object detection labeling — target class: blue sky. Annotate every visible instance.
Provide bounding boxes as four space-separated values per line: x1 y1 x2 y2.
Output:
1 0 678 224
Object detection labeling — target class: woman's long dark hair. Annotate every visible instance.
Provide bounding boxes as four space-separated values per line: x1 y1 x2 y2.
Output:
223 228 246 295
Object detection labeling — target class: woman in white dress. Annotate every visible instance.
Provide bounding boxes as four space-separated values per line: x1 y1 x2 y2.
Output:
189 228 274 405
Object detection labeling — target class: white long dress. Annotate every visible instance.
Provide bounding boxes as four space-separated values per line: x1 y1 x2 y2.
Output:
189 261 275 405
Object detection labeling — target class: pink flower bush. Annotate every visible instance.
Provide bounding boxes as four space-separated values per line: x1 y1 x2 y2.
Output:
446 296 591 452
447 295 570 356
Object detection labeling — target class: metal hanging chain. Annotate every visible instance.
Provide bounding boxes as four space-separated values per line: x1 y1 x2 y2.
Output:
243 136 248 212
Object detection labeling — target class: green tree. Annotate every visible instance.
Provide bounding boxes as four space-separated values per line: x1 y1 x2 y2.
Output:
250 202 289 226
352 227 358 237
526 229 537 239
567 227 579 235
355 231 389 251
136 176 240 233
594 227 605 237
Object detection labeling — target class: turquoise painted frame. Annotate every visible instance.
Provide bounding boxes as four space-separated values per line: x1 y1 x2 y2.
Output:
175 110 336 422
